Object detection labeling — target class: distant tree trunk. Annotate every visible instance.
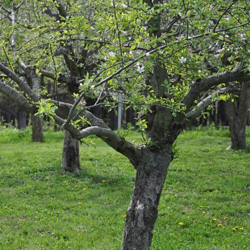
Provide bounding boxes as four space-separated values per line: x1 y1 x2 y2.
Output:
31 114 43 142
227 117 246 150
17 110 27 129
61 130 81 174
225 82 250 150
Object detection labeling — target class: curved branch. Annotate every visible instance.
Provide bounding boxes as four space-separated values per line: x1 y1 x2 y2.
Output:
0 63 39 101
183 64 249 110
77 126 141 166
0 80 34 112
186 85 238 119
53 101 141 165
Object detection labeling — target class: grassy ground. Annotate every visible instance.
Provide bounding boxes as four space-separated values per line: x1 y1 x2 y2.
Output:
0 126 249 249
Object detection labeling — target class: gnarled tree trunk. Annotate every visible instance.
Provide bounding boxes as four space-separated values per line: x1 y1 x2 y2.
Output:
31 114 43 142
122 147 173 250
225 82 250 150
61 130 81 174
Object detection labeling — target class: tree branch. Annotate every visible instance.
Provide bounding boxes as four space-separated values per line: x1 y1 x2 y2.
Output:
0 80 34 112
1 6 11 14
0 62 39 101
74 125 141 166
0 82 138 163
52 100 141 165
183 63 249 110
40 70 73 84
186 85 238 119
16 0 25 10
213 1 239 32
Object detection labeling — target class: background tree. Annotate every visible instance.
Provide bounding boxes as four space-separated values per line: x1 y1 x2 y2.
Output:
224 82 250 150
0 0 108 172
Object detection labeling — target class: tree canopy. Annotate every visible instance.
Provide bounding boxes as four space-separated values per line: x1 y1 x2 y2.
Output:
1 0 250 249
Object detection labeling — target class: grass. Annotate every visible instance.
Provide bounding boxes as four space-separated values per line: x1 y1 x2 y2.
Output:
0 126 249 249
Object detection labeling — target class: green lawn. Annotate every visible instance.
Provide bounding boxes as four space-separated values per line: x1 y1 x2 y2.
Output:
0 127 249 249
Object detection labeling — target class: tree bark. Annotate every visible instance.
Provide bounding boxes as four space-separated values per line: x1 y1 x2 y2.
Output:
31 114 43 142
224 82 250 150
227 118 246 150
122 147 173 250
225 100 247 150
61 130 81 174
17 110 27 129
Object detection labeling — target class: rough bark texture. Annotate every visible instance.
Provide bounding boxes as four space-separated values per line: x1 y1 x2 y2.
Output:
61 130 81 174
224 82 250 150
122 147 173 250
31 114 43 142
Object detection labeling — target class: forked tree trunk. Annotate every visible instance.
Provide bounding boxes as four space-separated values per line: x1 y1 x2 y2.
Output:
61 130 81 174
122 147 173 250
224 82 250 150
31 114 43 142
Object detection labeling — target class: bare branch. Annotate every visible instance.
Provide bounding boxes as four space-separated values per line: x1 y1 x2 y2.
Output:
52 101 140 165
0 80 33 112
46 92 69 98
183 63 249 110
1 6 11 14
40 70 56 79
186 85 238 119
16 0 25 10
163 15 181 33
16 59 41 94
72 125 141 166
0 62 39 101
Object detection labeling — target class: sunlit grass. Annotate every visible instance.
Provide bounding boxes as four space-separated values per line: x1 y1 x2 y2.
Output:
0 126 249 249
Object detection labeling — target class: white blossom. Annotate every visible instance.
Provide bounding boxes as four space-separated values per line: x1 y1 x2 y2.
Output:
179 57 187 64
240 33 246 40
136 62 145 73
217 48 225 53
109 52 116 57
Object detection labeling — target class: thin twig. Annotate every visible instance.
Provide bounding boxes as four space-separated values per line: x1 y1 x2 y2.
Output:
213 0 239 32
